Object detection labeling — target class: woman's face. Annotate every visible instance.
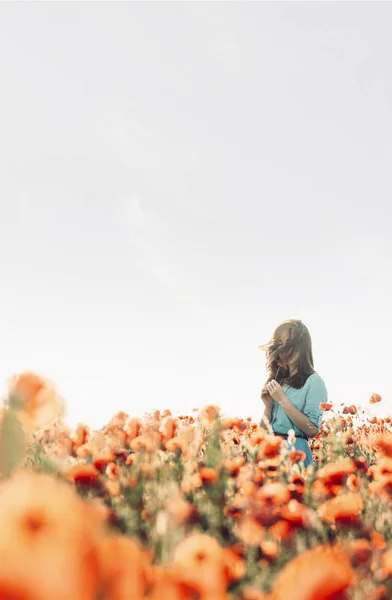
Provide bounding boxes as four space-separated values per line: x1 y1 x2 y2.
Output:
275 330 294 366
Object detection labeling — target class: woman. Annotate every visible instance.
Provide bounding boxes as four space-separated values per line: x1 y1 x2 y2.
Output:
259 319 327 468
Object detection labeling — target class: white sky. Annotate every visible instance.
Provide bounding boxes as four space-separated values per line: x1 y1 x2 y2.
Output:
0 2 391 428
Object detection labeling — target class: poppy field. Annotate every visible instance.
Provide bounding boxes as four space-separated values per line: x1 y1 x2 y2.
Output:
0 373 392 599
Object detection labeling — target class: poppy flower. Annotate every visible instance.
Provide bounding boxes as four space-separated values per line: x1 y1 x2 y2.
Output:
258 436 284 459
172 534 232 596
269 545 353 600
317 459 356 485
344 538 373 565
130 435 155 453
280 499 310 527
93 449 117 470
166 498 197 526
372 434 392 458
72 424 90 451
124 418 142 443
96 535 150 600
288 450 306 464
0 470 104 600
66 464 100 486
371 531 386 550
257 482 291 506
159 416 177 442
318 492 364 524
8 371 63 431
346 474 361 492
198 405 220 428
370 393 382 404
320 403 333 411
199 467 219 484
165 436 186 453
105 462 121 481
269 520 294 542
236 518 265 547
260 539 278 560
222 456 246 476
222 546 246 582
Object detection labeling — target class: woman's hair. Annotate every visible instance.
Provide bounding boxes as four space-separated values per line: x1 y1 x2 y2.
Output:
259 319 315 389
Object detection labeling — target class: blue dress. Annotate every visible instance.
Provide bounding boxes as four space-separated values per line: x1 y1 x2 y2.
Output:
270 373 327 467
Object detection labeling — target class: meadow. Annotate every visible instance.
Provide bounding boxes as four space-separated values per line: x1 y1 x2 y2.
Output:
0 372 391 600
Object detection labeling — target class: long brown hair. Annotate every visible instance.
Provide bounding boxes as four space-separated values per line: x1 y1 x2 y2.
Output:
259 319 315 389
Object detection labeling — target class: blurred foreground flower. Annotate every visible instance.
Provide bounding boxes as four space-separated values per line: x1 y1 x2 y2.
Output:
269 544 353 600
7 371 64 430
0 470 104 600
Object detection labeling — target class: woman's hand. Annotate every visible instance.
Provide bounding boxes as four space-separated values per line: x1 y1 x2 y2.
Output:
266 380 288 406
261 386 273 407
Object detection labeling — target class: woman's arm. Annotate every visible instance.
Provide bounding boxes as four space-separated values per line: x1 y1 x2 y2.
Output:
266 378 324 438
260 404 273 428
260 385 273 428
278 398 318 437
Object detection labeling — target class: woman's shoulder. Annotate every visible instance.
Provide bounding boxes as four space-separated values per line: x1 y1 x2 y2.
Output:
305 372 327 391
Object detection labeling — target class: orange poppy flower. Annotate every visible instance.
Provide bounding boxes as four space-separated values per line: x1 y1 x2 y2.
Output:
371 531 386 550
370 393 382 404
236 518 265 547
165 436 186 453
346 473 360 492
96 535 150 600
222 456 246 476
260 540 278 560
258 436 284 459
8 371 63 430
124 418 142 442
166 498 197 526
130 435 155 453
199 467 219 484
257 482 291 506
373 434 392 458
222 546 246 582
93 449 116 470
72 424 90 451
250 430 267 447
105 462 121 480
76 443 94 459
198 405 220 428
0 470 103 600
172 534 231 597
269 520 293 542
320 403 333 411
288 450 306 464
317 459 356 485
280 499 310 527
159 416 177 441
66 463 100 486
377 457 392 476
269 545 353 600
318 492 363 524
344 538 373 565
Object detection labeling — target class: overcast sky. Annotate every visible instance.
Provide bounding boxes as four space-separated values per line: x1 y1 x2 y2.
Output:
0 2 391 428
